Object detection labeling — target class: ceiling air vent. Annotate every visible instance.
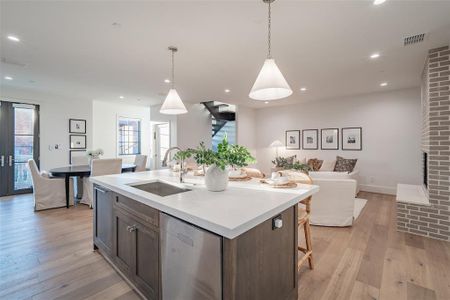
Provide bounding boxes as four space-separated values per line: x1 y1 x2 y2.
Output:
403 33 425 46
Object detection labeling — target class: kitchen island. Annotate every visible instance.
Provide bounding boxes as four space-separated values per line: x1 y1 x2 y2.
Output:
90 170 319 300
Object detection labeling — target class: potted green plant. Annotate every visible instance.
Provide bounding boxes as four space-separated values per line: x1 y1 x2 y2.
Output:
174 137 255 192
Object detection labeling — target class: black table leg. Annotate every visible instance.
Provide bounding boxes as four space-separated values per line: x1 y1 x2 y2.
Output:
65 174 70 208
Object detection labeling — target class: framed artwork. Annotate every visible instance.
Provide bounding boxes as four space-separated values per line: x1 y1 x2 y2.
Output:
321 128 339 150
285 130 300 150
302 129 318 150
70 134 86 149
69 119 86 134
342 127 362 150
69 150 87 164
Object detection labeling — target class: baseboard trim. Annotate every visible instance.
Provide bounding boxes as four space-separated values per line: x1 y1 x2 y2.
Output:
359 184 396 195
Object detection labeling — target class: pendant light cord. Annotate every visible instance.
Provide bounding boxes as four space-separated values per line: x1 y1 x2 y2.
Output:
267 0 271 59
171 49 175 89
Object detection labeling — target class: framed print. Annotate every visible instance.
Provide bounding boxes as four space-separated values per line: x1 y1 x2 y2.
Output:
69 119 86 134
302 129 318 150
342 127 362 150
285 130 300 150
69 150 87 164
70 134 86 149
321 128 339 150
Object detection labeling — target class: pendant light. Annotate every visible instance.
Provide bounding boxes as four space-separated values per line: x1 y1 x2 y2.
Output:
249 0 292 101
160 46 188 115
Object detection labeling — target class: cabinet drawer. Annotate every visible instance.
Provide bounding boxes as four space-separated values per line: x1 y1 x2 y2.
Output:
114 194 159 228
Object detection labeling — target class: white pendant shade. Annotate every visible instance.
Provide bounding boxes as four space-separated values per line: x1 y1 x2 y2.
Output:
249 58 293 101
160 89 187 115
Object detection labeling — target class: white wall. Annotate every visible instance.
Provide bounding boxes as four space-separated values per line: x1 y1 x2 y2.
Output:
176 103 212 149
254 88 422 194
93 100 151 165
1 86 93 170
237 106 256 156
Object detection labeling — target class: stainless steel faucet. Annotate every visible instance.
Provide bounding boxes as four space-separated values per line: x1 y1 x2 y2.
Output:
162 147 181 167
162 147 187 183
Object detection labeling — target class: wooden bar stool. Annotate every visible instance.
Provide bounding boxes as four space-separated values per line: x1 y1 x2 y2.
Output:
298 196 313 270
281 170 314 271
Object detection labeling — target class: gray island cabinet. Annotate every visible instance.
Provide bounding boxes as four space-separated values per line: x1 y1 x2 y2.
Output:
91 170 319 300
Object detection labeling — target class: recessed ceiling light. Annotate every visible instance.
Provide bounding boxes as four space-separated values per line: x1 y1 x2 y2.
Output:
7 35 20 42
164 79 170 83
264 101 269 104
370 53 380 59
224 89 230 93
300 87 307 92
373 0 386 5
119 96 124 99
4 76 13 80
380 82 388 87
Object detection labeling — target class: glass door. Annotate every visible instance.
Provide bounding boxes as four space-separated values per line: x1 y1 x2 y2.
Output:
0 101 40 196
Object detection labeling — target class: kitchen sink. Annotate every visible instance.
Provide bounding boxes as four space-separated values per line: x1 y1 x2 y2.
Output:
129 181 191 197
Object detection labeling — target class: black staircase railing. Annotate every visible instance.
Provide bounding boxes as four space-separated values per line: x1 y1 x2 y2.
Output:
202 101 235 137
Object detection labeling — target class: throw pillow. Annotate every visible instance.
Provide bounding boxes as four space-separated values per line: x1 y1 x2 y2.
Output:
320 160 336 171
334 156 358 173
307 158 323 171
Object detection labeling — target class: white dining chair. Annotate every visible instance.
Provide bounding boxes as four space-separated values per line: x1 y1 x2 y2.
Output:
80 158 122 208
28 159 74 211
134 154 147 172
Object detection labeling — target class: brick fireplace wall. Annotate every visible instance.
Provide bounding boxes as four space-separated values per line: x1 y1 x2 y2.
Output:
397 45 450 241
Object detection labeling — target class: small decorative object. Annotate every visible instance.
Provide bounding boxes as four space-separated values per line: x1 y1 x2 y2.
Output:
86 149 104 163
70 150 87 164
69 119 86 134
70 135 86 149
285 130 300 149
321 128 339 150
174 137 255 192
302 129 318 150
342 127 362 150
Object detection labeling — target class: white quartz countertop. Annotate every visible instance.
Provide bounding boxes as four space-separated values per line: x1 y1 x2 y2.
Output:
90 170 319 239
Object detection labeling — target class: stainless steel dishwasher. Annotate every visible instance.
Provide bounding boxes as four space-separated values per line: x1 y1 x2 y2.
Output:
160 213 222 300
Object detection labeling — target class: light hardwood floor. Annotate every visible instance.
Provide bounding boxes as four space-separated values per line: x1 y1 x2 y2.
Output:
0 192 449 300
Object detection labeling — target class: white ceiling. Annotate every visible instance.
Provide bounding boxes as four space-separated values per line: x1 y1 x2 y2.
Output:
1 0 450 108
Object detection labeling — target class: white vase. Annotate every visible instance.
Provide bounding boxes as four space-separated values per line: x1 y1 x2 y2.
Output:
205 165 229 192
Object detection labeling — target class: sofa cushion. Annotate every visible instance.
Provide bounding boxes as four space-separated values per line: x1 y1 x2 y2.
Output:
334 156 358 173
307 158 323 171
320 160 336 171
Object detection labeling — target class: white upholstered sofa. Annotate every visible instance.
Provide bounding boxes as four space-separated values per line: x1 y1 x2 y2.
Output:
309 170 360 195
281 170 366 227
309 178 366 227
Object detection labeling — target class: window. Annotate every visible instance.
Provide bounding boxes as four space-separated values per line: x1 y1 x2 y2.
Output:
118 118 141 155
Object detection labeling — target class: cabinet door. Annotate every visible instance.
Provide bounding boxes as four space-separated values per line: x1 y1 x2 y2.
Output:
133 221 160 300
113 209 135 276
93 186 113 255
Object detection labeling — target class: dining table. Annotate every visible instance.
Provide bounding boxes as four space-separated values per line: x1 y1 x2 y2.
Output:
49 163 136 208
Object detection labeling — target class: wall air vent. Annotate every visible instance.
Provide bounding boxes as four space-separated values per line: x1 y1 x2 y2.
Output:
404 33 425 46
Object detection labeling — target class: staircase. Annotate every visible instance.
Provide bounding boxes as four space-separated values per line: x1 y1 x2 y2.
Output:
202 101 236 150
